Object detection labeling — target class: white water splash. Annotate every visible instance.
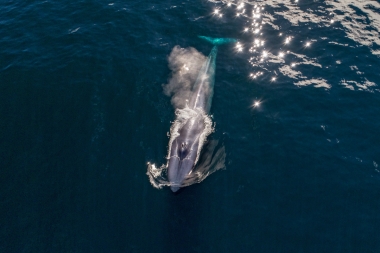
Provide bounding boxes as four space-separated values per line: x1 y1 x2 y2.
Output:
167 107 214 165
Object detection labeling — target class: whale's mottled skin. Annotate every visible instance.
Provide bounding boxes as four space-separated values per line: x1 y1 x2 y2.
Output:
167 37 236 192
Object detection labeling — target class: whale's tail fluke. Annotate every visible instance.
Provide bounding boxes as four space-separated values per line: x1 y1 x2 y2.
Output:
198 36 237 46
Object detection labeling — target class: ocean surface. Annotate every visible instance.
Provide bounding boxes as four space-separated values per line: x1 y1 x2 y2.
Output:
1 0 380 252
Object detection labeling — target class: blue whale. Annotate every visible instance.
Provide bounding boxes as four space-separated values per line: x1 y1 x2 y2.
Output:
167 36 236 192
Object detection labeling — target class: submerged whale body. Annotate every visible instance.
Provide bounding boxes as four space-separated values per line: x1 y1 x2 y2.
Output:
167 36 236 192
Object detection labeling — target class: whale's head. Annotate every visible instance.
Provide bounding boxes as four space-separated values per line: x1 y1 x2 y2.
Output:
167 116 206 192
167 137 199 192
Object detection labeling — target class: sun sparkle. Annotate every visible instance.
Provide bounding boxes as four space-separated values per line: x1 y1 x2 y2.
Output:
253 101 260 107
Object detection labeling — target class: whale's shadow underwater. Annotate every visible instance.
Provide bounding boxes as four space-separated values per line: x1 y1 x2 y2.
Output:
147 36 236 192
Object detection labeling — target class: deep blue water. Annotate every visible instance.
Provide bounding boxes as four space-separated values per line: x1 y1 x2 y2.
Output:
1 0 380 252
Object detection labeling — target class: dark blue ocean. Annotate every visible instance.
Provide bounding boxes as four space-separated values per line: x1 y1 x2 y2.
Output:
1 0 380 252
